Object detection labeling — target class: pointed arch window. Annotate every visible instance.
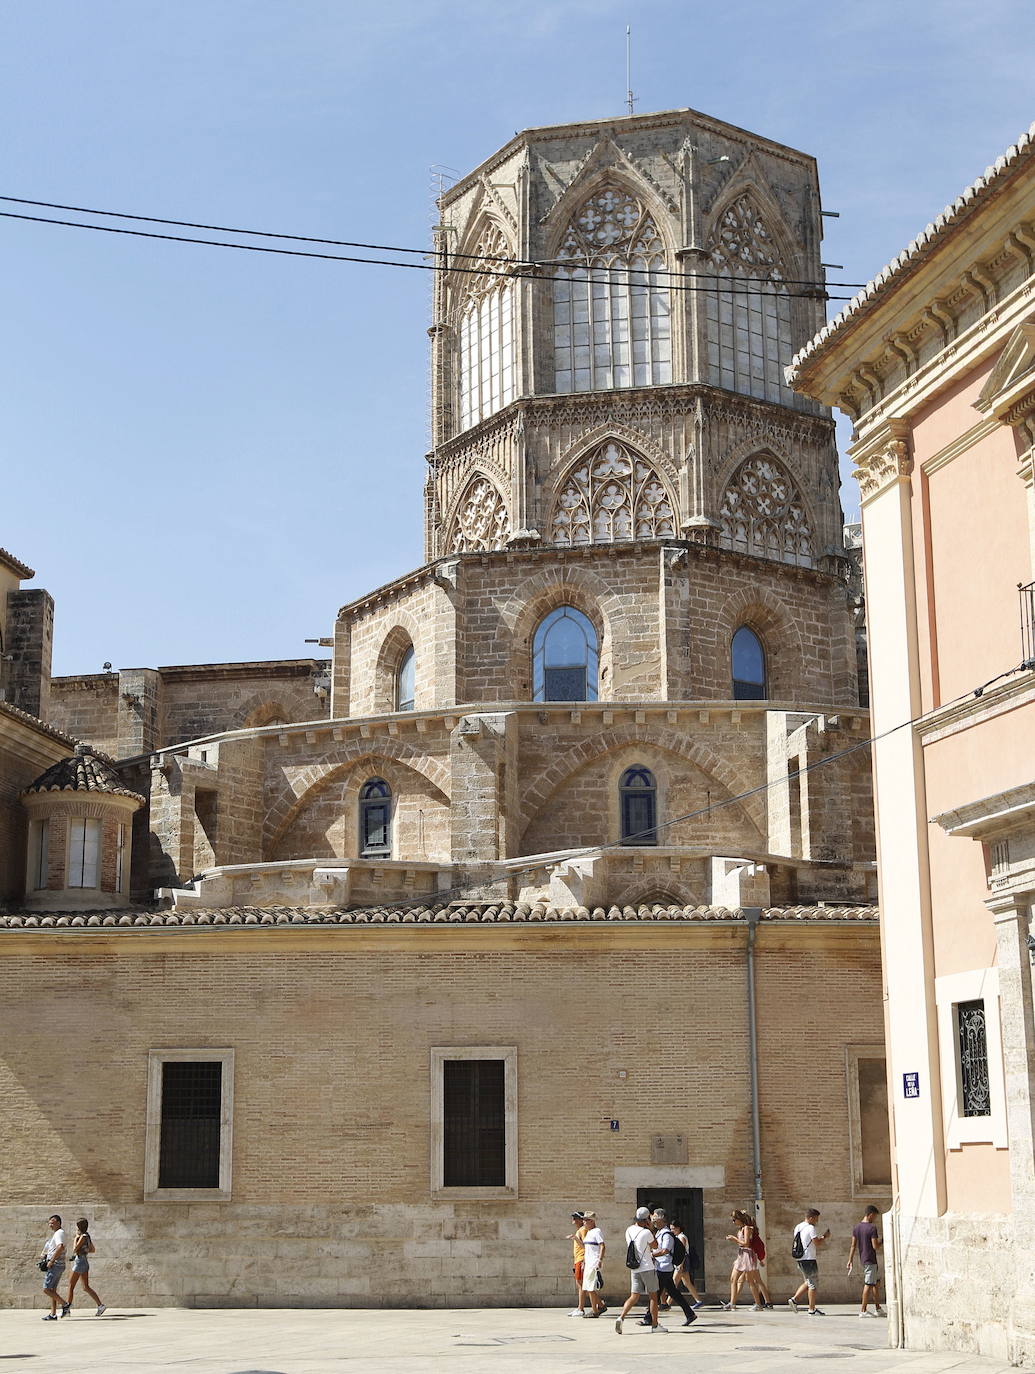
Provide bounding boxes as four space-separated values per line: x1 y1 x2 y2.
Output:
359 778 392 858
449 476 511 552
719 455 814 567
550 440 676 546
620 766 658 846
731 627 767 701
395 646 415 712
532 606 598 702
704 192 794 403
553 185 671 394
457 223 516 431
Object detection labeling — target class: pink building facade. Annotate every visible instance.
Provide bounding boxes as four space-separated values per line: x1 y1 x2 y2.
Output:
791 123 1035 1361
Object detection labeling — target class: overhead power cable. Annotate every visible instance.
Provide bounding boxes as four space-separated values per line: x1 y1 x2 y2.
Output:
0 199 858 302
0 193 866 290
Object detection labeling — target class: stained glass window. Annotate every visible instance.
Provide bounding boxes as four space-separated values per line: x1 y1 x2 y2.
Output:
553 185 671 393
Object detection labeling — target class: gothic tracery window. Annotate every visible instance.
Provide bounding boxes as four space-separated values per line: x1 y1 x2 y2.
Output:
457 222 516 430
449 476 511 552
718 455 813 567
550 440 676 547
553 185 671 393
704 192 794 403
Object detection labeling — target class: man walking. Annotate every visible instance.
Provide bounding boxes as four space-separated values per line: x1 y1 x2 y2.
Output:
788 1207 830 1316
847 1205 883 1316
638 1209 696 1326
615 1206 664 1334
38 1215 66 1321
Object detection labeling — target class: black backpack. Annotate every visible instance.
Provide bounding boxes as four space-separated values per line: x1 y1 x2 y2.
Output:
670 1232 687 1267
791 1227 806 1260
625 1235 641 1269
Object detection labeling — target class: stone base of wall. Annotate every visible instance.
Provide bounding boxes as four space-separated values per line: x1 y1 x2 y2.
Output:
1 1199 873 1311
893 1212 1020 1362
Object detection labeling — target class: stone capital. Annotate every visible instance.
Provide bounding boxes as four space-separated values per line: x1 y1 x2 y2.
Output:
852 419 913 500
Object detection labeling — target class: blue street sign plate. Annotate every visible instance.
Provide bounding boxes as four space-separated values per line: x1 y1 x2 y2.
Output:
903 1072 920 1099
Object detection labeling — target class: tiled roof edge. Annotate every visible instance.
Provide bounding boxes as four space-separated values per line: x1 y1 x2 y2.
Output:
0 700 81 748
0 546 34 579
789 120 1035 377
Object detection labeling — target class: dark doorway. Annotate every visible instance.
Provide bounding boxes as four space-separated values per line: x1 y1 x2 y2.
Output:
636 1187 706 1292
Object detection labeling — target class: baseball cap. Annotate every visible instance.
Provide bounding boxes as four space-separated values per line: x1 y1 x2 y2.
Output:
571 1210 585 1220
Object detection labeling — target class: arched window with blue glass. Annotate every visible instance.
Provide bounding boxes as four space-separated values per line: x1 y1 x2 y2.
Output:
619 766 658 846
731 626 767 701
359 777 392 858
531 606 599 702
395 645 415 712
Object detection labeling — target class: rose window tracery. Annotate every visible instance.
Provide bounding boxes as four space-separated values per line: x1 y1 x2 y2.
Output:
449 477 511 552
718 455 813 567
550 441 676 546
553 185 671 393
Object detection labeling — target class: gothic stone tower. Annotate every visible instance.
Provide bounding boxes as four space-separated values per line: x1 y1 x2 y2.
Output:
427 107 844 575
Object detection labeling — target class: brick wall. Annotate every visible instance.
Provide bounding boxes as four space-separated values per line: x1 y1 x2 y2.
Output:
0 920 888 1308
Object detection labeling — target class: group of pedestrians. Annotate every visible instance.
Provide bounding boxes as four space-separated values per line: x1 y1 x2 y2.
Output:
37 1214 106 1320
565 1203 885 1332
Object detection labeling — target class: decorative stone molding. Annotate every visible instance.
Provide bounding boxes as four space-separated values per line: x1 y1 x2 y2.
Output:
852 420 913 500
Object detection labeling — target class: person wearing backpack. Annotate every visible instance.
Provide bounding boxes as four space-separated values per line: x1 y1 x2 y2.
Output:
636 1209 696 1327
614 1207 663 1335
788 1207 830 1315
721 1209 766 1311
668 1220 703 1308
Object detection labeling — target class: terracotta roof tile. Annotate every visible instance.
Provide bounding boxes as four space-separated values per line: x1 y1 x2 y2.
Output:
22 742 145 801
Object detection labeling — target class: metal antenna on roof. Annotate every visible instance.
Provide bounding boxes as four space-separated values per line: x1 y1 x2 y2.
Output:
625 26 636 117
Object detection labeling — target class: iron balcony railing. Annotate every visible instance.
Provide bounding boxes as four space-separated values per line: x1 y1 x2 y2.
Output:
1022 580 1035 672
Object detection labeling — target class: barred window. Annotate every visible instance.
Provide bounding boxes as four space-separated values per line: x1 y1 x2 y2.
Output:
359 777 392 858
431 1047 517 1197
957 1000 991 1117
620 766 658 846
145 1049 233 1200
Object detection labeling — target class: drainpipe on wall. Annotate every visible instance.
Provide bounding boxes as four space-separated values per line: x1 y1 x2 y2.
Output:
744 906 765 1241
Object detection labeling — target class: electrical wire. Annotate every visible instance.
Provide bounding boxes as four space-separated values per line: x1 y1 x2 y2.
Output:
0 193 867 291
0 207 856 303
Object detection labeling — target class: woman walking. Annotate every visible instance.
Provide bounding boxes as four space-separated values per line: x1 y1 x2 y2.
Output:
668 1220 703 1308
62 1218 105 1317
721 1210 764 1311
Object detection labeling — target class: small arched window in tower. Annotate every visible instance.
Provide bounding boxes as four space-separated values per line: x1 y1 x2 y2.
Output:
553 184 671 393
457 222 516 430
532 606 599 702
620 766 658 846
731 626 767 701
359 778 392 858
396 646 416 712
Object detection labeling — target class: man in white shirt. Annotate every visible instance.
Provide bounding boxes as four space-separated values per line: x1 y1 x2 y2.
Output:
788 1206 830 1315
579 1211 607 1317
637 1208 696 1326
39 1214 67 1321
615 1206 664 1334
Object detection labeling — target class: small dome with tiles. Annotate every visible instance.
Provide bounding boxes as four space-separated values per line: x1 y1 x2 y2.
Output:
23 742 144 801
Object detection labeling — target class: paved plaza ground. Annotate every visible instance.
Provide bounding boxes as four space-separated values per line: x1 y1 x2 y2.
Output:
0 1304 1027 1374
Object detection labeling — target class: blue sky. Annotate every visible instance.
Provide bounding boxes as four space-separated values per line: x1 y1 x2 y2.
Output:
4 0 1034 675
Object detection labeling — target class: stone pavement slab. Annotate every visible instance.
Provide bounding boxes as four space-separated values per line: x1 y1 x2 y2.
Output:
0 1304 1028 1373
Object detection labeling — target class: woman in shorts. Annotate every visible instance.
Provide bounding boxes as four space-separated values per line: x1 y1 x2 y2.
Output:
666 1220 703 1308
721 1209 765 1311
64 1218 105 1316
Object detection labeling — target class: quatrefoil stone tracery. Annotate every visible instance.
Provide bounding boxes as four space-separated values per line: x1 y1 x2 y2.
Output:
718 456 813 567
551 442 676 546
450 478 511 552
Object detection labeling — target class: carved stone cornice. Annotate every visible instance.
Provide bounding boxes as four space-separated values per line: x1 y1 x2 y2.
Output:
851 420 913 501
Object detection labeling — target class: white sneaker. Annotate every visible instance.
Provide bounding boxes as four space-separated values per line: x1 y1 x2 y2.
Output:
95 1305 106 1317
807 1308 825 1316
860 1309 878 1317
650 1325 668 1332
568 1308 582 1317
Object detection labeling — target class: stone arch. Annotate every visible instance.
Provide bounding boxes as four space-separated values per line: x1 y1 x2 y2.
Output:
714 586 804 702
612 879 701 909
373 619 421 714
444 470 512 552
446 211 515 304
545 436 679 547
702 161 801 279
237 696 293 730
518 722 766 842
264 739 450 855
544 165 677 263
498 564 627 701
715 449 816 568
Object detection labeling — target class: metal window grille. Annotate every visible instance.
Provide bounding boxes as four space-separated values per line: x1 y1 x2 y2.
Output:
957 1000 991 1118
1021 581 1035 670
990 839 1011 883
158 1060 222 1188
443 1059 505 1187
